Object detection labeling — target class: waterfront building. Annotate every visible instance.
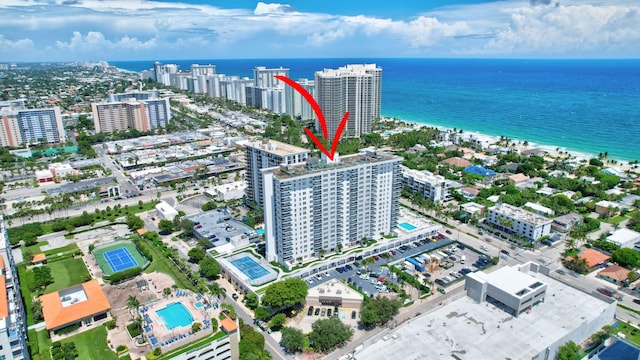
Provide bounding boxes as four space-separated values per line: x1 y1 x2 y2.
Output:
0 106 64 147
244 139 309 209
262 149 402 267
487 203 552 241
285 78 315 120
315 64 381 139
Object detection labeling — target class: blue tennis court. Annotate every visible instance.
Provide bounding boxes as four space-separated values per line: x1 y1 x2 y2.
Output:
103 248 138 273
231 255 270 280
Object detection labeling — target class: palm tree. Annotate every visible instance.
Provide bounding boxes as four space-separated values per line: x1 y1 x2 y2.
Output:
126 295 140 318
208 283 227 302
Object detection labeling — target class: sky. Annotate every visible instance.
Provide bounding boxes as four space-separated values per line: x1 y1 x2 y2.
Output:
0 0 639 62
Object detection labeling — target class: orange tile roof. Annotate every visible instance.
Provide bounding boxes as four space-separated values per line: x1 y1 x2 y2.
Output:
0 255 4 270
220 317 238 333
441 157 472 168
509 173 530 183
0 275 7 318
136 228 147 235
40 280 111 330
32 253 47 263
579 249 610 268
598 265 630 282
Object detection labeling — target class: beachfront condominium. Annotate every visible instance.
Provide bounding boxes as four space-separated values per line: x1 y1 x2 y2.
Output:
285 78 316 121
315 64 381 140
244 139 310 209
92 96 170 134
401 165 450 203
487 203 552 241
262 149 402 268
0 105 64 147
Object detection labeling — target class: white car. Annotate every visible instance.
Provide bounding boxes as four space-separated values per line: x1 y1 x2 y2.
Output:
325 272 330 278
308 279 314 285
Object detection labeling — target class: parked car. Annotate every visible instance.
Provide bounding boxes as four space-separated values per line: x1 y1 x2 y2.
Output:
445 229 452 234
336 267 344 273
327 308 332 316
351 311 357 319
314 308 320 316
307 306 314 316
346 265 353 271
500 249 510 255
321 308 326 316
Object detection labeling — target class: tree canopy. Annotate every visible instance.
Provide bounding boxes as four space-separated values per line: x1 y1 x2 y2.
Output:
309 317 353 352
280 327 305 353
188 247 206 263
557 341 581 360
359 296 402 327
261 278 308 309
198 258 221 279
612 248 640 269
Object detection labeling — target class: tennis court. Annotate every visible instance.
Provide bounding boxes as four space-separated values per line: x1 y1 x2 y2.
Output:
93 241 149 277
231 255 271 280
104 248 138 273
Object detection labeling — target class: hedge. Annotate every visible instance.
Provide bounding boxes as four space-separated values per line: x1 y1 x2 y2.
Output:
106 267 143 283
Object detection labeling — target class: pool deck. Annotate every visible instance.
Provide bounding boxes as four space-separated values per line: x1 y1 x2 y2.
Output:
141 289 216 350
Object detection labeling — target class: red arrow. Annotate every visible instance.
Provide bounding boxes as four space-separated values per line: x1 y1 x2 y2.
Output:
275 75 349 161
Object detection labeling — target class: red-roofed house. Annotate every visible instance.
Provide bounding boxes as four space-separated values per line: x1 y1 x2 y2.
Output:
40 280 111 332
597 265 631 285
573 249 610 271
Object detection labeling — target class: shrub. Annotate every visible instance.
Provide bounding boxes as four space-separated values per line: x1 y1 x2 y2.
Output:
54 323 79 335
107 267 143 283
116 345 127 352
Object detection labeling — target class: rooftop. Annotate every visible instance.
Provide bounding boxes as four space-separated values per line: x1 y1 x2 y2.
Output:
244 139 309 157
40 280 111 330
266 150 401 180
32 253 47 263
355 266 614 360
577 248 611 268
490 203 552 225
220 317 238 333
307 280 363 303
607 228 640 245
186 208 259 247
467 265 546 297
401 166 446 184
598 265 631 282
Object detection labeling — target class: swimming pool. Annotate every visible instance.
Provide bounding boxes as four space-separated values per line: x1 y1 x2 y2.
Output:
231 255 271 280
194 302 203 309
256 229 265 235
156 302 194 330
399 222 417 231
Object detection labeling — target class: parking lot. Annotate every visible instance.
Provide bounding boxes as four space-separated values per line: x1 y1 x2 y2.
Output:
302 235 455 298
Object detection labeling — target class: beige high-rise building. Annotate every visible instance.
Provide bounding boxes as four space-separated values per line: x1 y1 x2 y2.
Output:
0 106 64 147
315 64 381 140
92 97 170 134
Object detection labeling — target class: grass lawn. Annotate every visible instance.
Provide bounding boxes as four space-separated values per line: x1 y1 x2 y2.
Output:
62 326 118 360
22 241 49 259
36 330 53 360
44 257 90 293
608 215 627 225
43 243 79 256
613 321 640 346
17 264 35 325
139 239 195 291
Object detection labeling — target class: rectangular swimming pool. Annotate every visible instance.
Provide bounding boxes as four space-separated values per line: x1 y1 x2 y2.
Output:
156 302 194 330
231 255 270 280
194 302 203 309
399 222 417 231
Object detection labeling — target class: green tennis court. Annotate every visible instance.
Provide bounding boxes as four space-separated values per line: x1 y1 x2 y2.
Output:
93 241 148 277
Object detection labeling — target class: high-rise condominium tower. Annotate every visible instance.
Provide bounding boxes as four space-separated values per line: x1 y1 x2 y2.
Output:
315 64 381 140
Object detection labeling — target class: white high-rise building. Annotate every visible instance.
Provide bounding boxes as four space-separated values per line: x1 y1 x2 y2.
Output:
262 149 402 267
254 66 289 88
315 64 381 140
244 140 310 209
285 78 315 120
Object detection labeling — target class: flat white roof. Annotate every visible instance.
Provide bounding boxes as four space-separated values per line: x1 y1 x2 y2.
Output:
607 228 640 245
470 266 545 296
355 270 613 360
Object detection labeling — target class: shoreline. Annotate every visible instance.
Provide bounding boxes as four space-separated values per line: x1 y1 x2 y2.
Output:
380 115 637 170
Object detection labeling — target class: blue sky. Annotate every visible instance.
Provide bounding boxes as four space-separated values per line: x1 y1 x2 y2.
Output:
0 0 639 62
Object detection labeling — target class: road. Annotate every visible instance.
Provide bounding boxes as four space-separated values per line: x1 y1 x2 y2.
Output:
93 144 140 195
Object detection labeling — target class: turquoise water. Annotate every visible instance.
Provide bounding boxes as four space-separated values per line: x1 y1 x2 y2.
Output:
156 302 194 330
256 229 265 235
112 58 640 161
194 302 203 309
399 222 417 231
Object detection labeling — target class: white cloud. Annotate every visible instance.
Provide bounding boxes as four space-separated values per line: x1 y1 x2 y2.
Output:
254 2 296 16
0 35 34 50
55 31 156 51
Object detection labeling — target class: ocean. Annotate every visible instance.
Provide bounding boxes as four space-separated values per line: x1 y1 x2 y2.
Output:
111 58 640 161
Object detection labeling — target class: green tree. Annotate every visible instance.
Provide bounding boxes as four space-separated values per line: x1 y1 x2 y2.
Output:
269 313 286 330
309 317 353 352
158 219 175 234
360 296 402 327
198 258 221 279
612 248 640 268
261 278 308 309
188 247 206 263
192 322 202 333
62 342 78 360
126 214 144 231
280 327 305 353
557 341 581 360
254 307 271 320
243 293 259 310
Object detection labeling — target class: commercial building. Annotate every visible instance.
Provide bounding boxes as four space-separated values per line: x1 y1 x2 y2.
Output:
0 220 29 360
551 212 583 233
185 209 260 252
0 106 64 147
401 166 449 203
262 149 402 268
92 95 171 134
155 201 179 221
306 280 364 308
155 317 239 360
355 262 616 360
315 64 381 140
487 203 552 241
40 280 111 332
244 139 309 209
